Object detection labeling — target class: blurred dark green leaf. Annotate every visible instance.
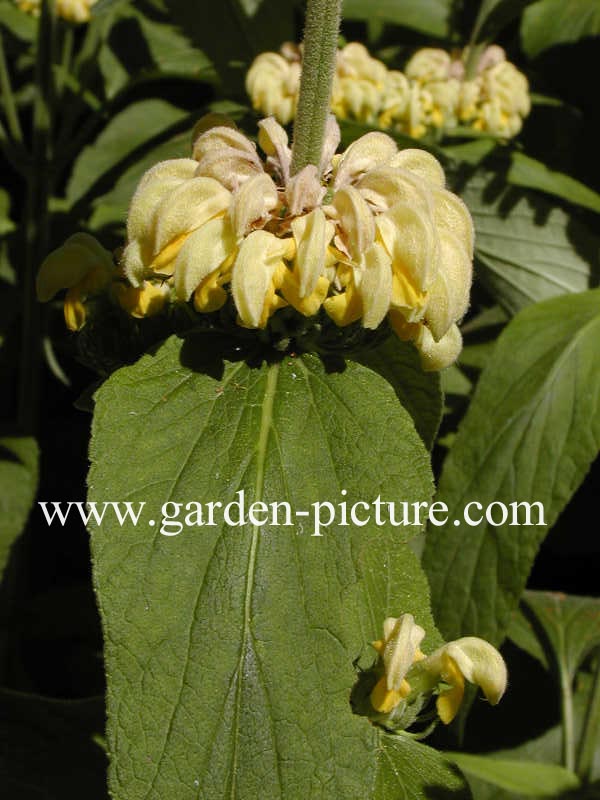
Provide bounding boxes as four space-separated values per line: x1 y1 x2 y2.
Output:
521 0 600 57
66 99 189 207
0 437 38 583
343 0 453 38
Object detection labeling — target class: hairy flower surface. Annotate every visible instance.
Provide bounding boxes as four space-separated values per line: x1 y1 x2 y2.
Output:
369 614 508 726
37 114 474 370
247 42 530 140
16 0 97 23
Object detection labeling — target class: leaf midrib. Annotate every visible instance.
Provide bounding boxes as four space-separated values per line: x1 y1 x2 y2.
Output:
228 361 280 800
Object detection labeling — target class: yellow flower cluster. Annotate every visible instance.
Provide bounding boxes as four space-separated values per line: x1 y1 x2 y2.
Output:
247 42 530 140
370 614 507 724
37 114 474 371
15 0 97 23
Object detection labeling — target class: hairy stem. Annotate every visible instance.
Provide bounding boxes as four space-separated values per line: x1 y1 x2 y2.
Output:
290 0 342 175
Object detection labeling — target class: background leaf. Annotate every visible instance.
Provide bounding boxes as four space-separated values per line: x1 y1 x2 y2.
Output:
65 99 189 207
457 171 599 314
507 153 600 215
521 0 600 57
423 290 600 645
446 752 579 797
89 334 441 799
342 0 452 38
521 591 600 681
0 437 38 582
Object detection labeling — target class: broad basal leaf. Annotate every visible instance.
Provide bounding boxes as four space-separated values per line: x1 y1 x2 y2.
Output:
343 0 452 38
458 171 598 314
89 334 439 799
0 437 38 582
521 0 600 57
423 290 600 645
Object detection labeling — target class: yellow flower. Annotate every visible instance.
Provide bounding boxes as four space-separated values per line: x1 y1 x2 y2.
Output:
370 614 426 714
412 636 508 724
369 617 508 725
36 233 114 330
16 0 97 23
64 111 472 370
245 49 301 126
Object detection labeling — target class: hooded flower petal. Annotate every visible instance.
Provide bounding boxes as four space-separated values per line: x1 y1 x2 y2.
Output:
151 177 231 257
333 131 397 190
376 202 438 293
332 185 376 260
173 216 236 301
230 172 278 239
416 323 463 371
36 233 113 302
231 230 292 327
291 208 334 297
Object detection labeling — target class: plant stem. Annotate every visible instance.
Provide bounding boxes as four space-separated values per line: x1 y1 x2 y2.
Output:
0 31 24 143
576 651 600 783
290 0 342 175
560 663 576 773
18 0 55 433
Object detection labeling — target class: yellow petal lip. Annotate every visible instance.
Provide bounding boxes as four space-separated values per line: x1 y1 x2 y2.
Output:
114 282 170 319
36 233 113 302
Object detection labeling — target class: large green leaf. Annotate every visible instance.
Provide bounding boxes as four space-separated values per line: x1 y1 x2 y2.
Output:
89 334 443 798
375 736 472 798
357 337 443 451
458 172 598 314
0 437 38 582
521 0 600 57
422 290 600 645
446 752 579 797
343 0 452 37
0 690 107 799
66 100 189 207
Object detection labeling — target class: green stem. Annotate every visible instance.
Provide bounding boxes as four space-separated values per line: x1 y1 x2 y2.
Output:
0 31 23 143
463 42 486 81
559 663 575 773
290 0 342 175
576 652 600 782
18 0 55 434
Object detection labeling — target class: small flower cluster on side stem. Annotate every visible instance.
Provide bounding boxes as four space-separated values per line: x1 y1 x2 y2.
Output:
360 614 507 734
